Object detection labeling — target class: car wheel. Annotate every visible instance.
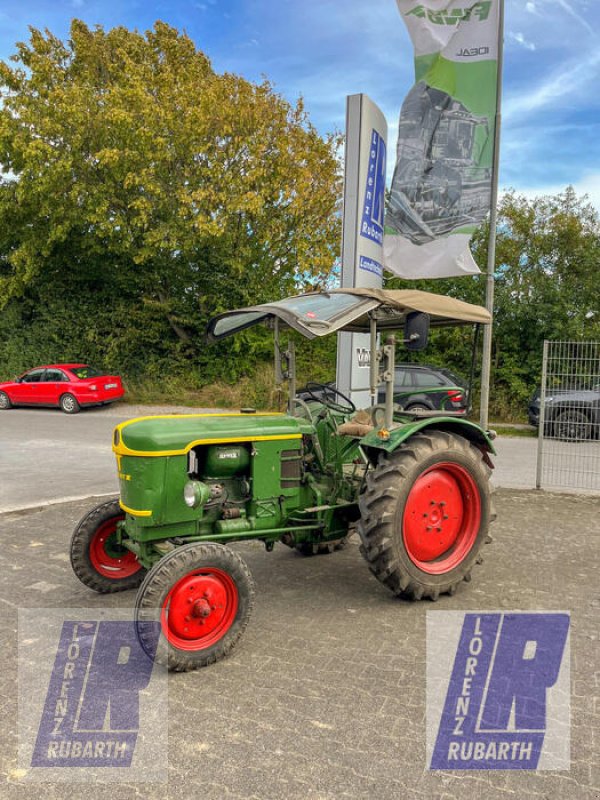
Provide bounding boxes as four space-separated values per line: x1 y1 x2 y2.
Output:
60 393 81 414
553 410 591 441
405 403 429 412
0 391 12 410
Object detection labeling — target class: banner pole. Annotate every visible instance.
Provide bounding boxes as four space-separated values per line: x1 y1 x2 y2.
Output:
479 0 505 430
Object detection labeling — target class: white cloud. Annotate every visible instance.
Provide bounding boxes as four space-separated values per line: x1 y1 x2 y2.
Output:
508 31 536 51
553 0 595 37
504 49 600 120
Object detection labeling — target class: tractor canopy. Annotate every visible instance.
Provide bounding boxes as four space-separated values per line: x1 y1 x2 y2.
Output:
207 288 491 342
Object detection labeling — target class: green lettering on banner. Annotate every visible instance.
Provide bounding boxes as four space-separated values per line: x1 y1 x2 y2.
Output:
405 2 491 24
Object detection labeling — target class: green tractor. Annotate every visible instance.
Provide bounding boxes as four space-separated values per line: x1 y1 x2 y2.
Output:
71 288 495 671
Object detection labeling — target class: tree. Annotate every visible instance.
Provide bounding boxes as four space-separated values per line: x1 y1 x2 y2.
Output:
385 187 600 418
0 21 341 377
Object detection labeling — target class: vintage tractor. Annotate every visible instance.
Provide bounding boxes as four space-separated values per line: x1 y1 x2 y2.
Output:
70 288 495 671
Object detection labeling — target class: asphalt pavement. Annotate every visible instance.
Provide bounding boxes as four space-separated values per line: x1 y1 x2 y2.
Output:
1 404 543 514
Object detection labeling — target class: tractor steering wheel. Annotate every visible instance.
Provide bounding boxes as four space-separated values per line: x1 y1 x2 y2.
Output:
291 397 315 424
302 382 356 415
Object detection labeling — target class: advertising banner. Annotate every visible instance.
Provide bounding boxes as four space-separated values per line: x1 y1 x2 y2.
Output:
385 1 501 278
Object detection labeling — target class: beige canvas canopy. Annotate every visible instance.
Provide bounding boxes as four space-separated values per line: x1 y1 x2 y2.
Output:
334 288 491 326
207 288 490 342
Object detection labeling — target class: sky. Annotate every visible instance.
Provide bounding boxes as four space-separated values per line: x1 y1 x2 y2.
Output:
0 0 598 207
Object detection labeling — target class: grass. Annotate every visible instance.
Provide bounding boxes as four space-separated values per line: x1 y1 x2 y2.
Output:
123 366 287 412
492 426 537 438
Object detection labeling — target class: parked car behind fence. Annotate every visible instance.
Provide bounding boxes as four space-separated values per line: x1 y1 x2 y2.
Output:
528 383 600 441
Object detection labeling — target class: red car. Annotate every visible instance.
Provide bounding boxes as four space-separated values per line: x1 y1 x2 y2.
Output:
0 364 124 414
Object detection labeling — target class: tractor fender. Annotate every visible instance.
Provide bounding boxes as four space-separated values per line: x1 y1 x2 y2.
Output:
359 417 496 466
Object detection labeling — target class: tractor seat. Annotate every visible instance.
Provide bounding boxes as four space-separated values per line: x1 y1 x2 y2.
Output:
336 409 374 437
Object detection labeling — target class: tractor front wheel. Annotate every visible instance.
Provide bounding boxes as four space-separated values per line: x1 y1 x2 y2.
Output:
135 542 255 671
358 431 492 600
70 499 145 593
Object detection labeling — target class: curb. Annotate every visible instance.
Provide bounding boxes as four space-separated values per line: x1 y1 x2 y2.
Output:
0 493 117 518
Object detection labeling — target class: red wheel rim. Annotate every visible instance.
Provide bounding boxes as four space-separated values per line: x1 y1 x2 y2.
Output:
402 462 481 574
89 516 143 579
161 568 238 651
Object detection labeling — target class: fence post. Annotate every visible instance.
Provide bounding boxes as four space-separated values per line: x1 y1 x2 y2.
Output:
536 340 549 490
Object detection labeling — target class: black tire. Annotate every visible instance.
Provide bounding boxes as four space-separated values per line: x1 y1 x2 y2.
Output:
60 393 80 414
553 409 591 441
70 499 146 593
0 391 12 410
294 537 349 556
358 430 492 600
405 404 430 412
135 542 255 672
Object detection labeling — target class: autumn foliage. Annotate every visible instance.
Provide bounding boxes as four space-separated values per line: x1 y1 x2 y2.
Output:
0 21 341 381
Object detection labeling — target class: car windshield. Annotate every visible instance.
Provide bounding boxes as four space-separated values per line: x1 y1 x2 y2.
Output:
69 366 103 379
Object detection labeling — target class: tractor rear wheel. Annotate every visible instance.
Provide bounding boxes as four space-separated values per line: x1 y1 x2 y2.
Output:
135 542 255 672
70 499 145 593
358 430 492 600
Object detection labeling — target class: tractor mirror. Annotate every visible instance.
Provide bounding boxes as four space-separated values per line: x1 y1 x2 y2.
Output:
404 312 429 351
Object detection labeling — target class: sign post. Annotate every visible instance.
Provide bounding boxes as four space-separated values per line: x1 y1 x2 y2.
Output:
337 94 388 409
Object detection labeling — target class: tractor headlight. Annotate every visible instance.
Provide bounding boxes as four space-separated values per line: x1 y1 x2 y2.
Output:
183 480 210 509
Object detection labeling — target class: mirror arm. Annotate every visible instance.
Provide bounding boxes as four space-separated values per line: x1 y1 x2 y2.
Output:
286 340 296 415
274 318 284 385
369 316 378 407
383 334 396 430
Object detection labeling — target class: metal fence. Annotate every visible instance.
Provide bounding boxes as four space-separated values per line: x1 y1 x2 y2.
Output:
536 340 600 492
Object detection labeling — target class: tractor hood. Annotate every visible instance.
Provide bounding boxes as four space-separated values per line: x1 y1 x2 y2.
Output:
113 412 306 457
207 289 491 342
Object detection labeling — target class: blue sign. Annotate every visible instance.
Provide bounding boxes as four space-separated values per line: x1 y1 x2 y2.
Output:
359 255 383 278
32 621 159 767
430 612 570 770
360 129 386 246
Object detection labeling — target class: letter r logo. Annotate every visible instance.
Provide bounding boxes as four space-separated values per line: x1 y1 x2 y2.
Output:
77 621 159 732
478 613 570 732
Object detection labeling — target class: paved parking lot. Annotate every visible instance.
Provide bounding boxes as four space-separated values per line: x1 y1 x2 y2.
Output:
1 489 598 799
